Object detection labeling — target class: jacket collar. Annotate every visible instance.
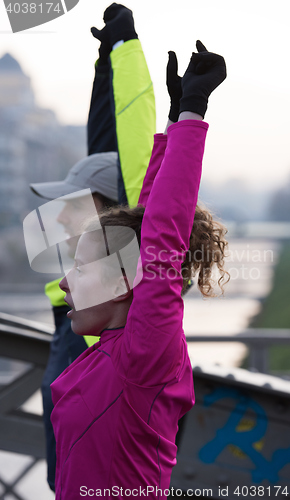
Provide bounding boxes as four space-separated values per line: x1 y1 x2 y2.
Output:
99 326 125 343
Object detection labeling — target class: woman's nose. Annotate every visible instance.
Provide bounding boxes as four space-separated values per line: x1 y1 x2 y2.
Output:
59 274 69 293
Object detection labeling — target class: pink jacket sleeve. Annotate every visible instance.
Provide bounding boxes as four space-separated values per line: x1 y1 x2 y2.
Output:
114 120 209 386
138 133 167 207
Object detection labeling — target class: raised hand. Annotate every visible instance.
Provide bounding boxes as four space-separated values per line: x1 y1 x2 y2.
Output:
104 3 138 47
180 40 227 118
166 51 182 123
91 3 138 65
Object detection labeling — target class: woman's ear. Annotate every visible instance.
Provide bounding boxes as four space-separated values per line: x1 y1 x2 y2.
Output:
112 275 133 302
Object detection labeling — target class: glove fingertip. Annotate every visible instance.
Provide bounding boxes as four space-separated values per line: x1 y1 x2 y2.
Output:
196 40 207 52
103 3 118 22
168 51 178 72
168 50 176 61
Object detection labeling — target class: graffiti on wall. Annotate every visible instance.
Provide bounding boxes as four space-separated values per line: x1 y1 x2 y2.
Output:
199 387 290 483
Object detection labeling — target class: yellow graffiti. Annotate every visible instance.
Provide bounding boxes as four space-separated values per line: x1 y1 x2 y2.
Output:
227 418 264 458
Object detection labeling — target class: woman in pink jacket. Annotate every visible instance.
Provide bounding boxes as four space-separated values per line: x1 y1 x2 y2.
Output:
51 41 227 499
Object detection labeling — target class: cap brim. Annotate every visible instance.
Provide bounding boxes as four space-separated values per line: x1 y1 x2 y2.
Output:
30 180 92 200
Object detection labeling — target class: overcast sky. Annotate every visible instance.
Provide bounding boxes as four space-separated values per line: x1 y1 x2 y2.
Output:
0 0 289 190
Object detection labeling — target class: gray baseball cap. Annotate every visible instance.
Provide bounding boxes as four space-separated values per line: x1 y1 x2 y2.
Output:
30 152 119 201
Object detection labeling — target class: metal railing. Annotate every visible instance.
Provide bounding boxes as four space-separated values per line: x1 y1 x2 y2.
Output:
186 328 290 375
0 312 52 500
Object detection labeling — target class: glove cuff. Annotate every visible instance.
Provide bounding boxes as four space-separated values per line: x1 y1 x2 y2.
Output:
168 102 180 123
179 95 208 118
110 29 138 46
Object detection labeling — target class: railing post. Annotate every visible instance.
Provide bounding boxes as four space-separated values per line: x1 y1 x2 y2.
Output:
248 343 269 373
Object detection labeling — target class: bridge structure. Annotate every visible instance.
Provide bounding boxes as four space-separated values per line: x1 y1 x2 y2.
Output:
0 312 290 499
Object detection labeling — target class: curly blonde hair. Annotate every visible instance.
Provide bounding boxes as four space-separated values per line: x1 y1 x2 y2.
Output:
87 202 229 297
182 203 230 296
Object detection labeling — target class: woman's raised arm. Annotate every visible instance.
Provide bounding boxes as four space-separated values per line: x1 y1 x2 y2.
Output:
120 42 226 386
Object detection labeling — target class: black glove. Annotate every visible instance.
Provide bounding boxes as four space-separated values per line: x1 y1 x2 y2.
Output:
166 51 182 123
91 25 111 67
104 3 138 47
91 4 138 65
179 40 227 118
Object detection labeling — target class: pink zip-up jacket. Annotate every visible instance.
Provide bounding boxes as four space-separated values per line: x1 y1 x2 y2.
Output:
51 120 208 499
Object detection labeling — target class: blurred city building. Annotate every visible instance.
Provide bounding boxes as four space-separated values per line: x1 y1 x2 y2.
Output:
0 53 86 229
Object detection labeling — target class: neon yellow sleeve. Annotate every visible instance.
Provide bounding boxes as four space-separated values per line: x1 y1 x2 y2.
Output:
84 335 100 347
45 279 66 307
110 39 156 207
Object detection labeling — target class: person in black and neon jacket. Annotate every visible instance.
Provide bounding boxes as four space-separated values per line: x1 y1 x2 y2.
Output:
30 3 155 491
